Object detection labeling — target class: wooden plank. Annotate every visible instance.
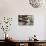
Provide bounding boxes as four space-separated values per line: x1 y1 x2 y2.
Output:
24 43 28 46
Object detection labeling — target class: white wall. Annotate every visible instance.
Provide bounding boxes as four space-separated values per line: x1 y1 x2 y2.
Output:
0 0 46 40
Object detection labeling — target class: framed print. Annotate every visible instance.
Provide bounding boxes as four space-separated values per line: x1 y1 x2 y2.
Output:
18 15 34 25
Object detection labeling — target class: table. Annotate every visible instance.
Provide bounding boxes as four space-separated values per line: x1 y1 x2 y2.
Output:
5 39 46 46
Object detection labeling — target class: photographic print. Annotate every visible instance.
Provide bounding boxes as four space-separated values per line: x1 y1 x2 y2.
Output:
18 15 34 25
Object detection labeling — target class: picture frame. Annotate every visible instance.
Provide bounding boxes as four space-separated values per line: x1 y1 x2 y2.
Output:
18 15 34 25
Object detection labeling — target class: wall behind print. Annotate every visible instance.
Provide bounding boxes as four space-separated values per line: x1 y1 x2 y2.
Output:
0 0 46 40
